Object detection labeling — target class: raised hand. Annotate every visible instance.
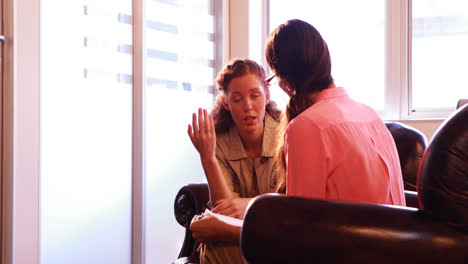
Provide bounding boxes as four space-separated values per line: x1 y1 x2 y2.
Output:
188 108 216 161
212 198 251 219
188 108 234 205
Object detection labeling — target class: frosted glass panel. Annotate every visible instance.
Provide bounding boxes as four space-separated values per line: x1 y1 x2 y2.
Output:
145 89 212 263
269 0 385 111
40 1 132 264
144 0 216 263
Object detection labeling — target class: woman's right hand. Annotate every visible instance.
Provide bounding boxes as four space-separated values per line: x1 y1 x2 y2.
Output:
190 213 226 243
188 108 216 161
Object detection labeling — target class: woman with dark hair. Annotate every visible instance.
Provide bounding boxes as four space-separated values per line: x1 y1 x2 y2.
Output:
188 59 282 264
266 19 405 204
189 19 406 247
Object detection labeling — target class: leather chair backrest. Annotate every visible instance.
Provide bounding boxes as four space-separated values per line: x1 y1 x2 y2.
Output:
385 122 427 191
418 104 468 233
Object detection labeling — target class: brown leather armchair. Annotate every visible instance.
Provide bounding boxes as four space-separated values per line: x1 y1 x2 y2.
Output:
173 183 209 264
172 186 421 264
172 120 428 263
240 105 468 264
385 121 427 191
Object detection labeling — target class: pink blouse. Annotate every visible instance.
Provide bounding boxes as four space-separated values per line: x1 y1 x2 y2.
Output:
285 87 405 206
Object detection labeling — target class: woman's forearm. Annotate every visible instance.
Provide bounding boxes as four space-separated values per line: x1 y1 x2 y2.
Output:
224 224 242 243
216 221 242 244
188 109 234 205
200 156 234 204
190 213 243 244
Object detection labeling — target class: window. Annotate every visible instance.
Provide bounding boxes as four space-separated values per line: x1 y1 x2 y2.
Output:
269 0 385 112
410 0 468 111
268 0 468 119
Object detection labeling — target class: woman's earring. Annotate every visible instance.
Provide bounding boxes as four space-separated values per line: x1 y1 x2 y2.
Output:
222 98 230 111
283 85 295 97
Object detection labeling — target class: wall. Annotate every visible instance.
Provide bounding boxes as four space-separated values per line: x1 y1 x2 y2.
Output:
401 120 443 142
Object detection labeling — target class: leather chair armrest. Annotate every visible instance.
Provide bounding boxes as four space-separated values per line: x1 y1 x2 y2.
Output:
404 190 419 209
173 183 209 262
241 194 468 264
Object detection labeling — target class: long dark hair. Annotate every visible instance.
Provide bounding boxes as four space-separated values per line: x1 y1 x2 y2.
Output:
211 59 281 133
265 19 334 192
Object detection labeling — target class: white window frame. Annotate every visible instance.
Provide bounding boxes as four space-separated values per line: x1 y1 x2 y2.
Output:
404 0 455 120
387 0 408 121
258 0 455 121
2 0 41 263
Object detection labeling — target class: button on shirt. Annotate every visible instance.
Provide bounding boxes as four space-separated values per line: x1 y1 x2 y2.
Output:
215 113 280 199
285 87 406 206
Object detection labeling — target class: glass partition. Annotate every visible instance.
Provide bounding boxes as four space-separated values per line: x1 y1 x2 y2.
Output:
40 1 133 263
144 0 216 262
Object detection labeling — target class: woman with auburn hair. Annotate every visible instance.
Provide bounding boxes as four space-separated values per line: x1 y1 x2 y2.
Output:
189 19 405 247
188 59 282 264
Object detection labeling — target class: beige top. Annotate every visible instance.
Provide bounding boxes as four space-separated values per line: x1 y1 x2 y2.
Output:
215 113 280 199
